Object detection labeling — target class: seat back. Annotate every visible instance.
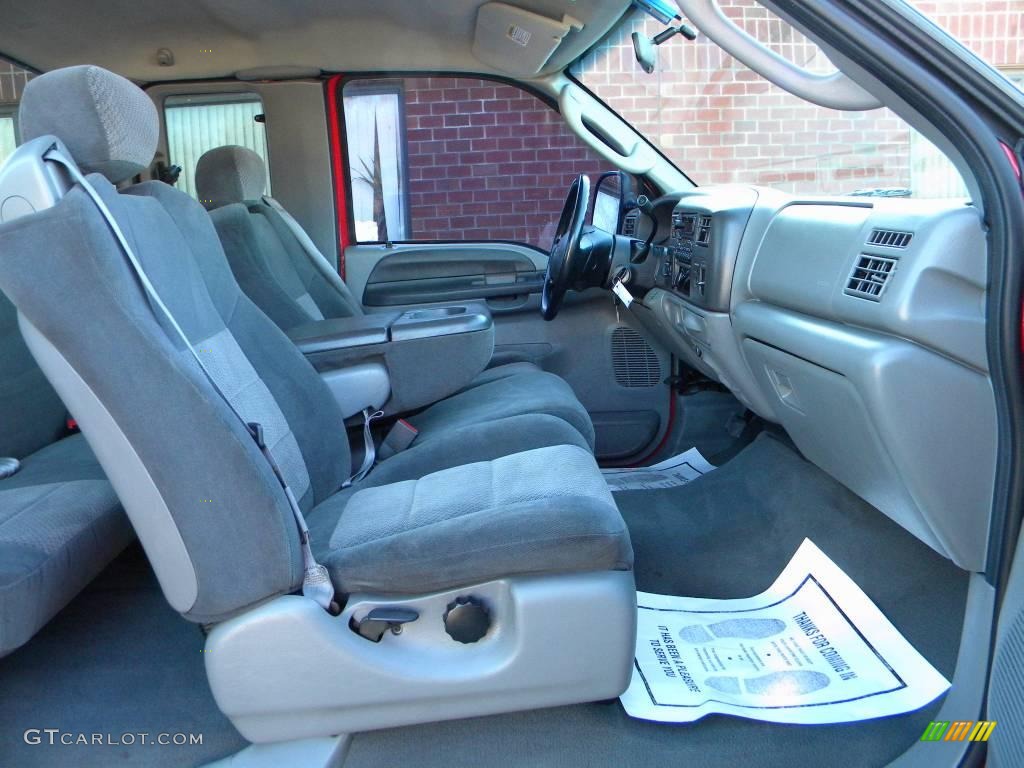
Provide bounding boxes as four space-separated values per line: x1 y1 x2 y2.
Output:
0 66 350 623
196 145 361 331
0 291 66 459
0 137 79 460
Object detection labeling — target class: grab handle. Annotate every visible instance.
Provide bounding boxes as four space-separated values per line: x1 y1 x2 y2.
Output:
676 0 882 111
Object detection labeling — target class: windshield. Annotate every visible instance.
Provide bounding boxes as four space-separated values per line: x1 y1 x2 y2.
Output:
571 1 1021 198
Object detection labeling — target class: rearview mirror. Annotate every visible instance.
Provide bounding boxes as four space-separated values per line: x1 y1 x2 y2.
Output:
632 32 657 74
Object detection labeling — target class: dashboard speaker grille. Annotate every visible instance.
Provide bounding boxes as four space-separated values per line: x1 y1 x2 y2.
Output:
845 254 898 301
611 327 661 388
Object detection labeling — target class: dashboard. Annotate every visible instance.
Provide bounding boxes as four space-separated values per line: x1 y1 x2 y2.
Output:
618 184 994 574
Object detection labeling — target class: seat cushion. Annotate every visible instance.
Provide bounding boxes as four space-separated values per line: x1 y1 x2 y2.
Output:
311 444 632 594
367 413 592 489
465 361 543 388
407 367 596 452
0 435 132 656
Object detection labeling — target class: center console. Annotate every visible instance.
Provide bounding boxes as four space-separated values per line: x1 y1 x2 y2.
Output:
287 304 494 418
656 203 742 314
630 187 768 414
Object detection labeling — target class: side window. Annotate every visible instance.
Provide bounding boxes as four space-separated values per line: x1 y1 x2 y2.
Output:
340 76 606 247
0 58 35 167
164 94 271 200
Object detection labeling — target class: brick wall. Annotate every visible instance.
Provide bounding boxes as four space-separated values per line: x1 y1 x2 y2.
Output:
915 0 1023 63
578 0 1024 195
401 77 606 245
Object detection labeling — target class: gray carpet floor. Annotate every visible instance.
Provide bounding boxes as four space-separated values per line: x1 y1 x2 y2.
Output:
341 434 969 768
0 545 247 767
0 434 969 767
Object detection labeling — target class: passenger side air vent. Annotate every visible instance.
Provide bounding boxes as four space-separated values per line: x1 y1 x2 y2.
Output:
611 327 661 388
696 215 712 246
622 210 639 237
867 228 913 248
845 254 898 301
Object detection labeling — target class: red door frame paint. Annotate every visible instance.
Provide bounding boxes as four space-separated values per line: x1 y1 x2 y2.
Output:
325 74 351 278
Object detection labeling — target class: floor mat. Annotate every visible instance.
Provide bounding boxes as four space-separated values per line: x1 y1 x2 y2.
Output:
0 545 247 767
342 435 969 768
622 539 950 724
602 447 715 491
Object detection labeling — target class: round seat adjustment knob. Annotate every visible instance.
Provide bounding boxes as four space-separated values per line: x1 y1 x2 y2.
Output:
443 596 490 643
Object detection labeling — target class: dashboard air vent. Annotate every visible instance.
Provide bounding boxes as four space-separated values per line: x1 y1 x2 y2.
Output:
845 254 898 301
867 228 913 248
622 210 639 237
696 215 712 246
611 327 661 388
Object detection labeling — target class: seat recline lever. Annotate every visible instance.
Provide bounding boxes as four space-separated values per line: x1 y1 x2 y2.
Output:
351 607 420 642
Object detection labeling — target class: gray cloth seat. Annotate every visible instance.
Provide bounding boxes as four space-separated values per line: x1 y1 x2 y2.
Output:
0 287 130 657
0 66 632 624
309 444 631 594
0 286 130 659
405 365 595 450
0 434 132 655
1 288 68 459
196 145 596 449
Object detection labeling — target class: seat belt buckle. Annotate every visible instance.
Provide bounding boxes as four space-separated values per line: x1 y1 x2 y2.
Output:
247 422 266 449
378 419 419 461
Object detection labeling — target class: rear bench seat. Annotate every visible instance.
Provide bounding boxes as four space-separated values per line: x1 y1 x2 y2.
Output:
0 291 132 656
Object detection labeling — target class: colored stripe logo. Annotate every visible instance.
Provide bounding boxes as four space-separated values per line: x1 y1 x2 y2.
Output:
920 720 997 742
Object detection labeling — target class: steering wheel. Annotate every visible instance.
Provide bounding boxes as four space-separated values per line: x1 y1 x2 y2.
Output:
541 174 591 321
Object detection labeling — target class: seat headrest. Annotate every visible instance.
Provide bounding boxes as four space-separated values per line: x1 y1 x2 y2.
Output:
195 145 267 210
19 65 158 184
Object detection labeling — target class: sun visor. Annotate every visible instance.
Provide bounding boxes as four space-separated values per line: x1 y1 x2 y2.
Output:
472 2 583 77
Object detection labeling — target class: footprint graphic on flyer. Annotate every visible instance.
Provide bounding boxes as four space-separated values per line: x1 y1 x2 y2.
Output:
679 618 786 644
705 670 832 697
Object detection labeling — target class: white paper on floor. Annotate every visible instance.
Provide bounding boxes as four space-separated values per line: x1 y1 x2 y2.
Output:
602 447 715 491
620 539 950 724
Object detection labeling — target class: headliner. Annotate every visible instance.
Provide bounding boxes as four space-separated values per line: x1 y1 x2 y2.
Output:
0 0 629 82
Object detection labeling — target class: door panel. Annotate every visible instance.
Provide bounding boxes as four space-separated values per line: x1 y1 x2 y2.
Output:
365 272 545 306
346 242 546 304
361 244 544 307
345 241 671 462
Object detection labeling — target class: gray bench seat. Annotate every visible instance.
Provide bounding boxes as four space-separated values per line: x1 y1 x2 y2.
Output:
0 434 131 656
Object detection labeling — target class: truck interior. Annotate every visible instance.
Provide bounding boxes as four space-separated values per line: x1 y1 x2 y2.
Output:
0 1 1022 767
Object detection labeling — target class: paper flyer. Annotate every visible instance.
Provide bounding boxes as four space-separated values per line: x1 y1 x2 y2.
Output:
602 447 715 492
620 539 950 724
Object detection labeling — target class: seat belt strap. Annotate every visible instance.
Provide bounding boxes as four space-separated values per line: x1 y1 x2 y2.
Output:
46 147 335 611
342 408 383 489
261 195 362 312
